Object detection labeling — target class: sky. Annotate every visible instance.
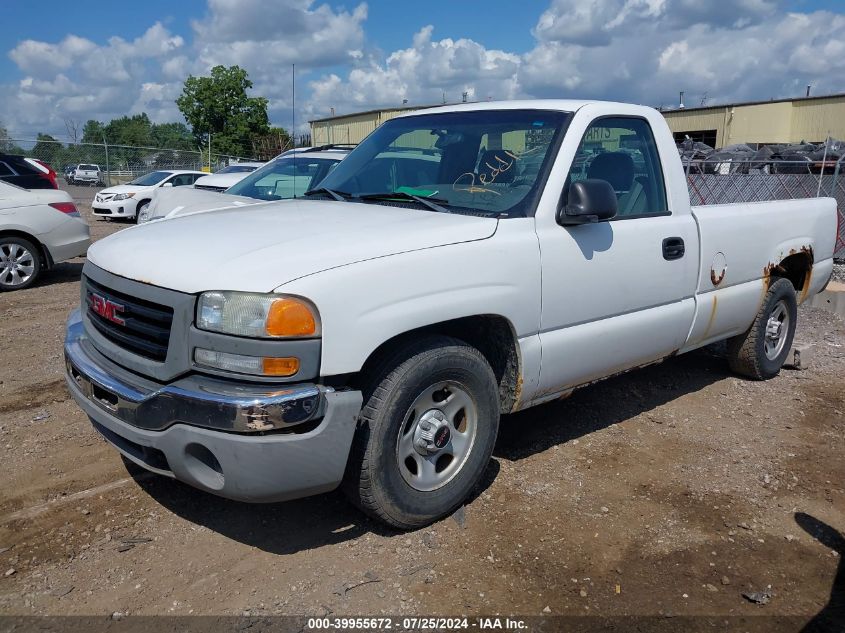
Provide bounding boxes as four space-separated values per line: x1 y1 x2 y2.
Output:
2 0 844 141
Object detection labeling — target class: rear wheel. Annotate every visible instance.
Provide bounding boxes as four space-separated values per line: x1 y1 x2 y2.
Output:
0 237 41 291
343 336 500 529
727 277 797 379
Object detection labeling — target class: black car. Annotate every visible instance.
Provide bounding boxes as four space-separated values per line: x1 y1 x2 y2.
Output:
0 154 58 189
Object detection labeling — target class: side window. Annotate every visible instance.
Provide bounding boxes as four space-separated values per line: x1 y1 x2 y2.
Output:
169 175 191 187
569 117 668 217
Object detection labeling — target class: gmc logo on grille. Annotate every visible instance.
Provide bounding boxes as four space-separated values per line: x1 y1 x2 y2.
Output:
89 292 125 326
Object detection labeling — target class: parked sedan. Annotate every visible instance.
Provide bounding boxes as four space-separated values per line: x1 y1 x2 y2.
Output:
91 170 206 222
0 154 59 189
192 162 264 193
0 180 90 291
137 150 347 223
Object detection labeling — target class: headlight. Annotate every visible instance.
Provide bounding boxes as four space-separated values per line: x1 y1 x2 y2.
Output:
197 291 320 338
113 192 135 201
194 348 300 377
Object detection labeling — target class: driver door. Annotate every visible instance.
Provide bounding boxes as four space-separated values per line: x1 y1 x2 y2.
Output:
535 115 698 396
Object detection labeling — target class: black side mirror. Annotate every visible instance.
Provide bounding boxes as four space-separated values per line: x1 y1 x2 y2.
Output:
557 179 618 226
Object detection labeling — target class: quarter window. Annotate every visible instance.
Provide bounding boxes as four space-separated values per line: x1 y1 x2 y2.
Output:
568 117 668 217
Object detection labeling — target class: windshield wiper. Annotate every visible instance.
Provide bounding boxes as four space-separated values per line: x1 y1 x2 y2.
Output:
356 191 453 214
302 187 351 202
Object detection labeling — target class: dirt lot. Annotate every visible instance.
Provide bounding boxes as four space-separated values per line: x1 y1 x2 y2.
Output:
0 184 844 628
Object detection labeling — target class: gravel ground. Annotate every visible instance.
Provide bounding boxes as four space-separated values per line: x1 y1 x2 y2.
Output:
0 184 843 627
832 262 845 284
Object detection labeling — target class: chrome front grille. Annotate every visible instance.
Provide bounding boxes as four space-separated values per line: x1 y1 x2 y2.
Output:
84 276 173 361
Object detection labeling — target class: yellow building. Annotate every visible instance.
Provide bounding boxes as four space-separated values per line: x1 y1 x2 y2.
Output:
309 94 845 149
662 93 845 147
309 106 433 146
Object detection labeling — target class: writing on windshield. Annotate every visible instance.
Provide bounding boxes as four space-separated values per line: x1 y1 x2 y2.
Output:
315 109 570 217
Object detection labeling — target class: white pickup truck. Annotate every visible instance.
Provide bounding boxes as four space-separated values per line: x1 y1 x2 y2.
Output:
64 100 837 529
71 164 103 186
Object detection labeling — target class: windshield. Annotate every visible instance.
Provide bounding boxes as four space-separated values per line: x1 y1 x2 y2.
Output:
128 171 171 186
226 157 341 200
216 165 259 174
79 164 98 171
316 109 570 216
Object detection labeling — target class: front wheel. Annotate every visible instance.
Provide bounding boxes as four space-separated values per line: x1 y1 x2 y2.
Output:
727 277 797 379
0 237 41 291
134 200 150 224
343 336 500 529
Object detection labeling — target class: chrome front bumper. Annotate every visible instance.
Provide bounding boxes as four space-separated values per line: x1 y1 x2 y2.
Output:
64 309 363 502
65 308 324 433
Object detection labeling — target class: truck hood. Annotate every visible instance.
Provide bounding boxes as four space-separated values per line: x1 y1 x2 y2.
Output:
193 173 248 188
147 187 257 221
87 199 499 293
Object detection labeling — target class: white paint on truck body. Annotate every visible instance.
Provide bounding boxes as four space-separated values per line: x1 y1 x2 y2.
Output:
85 99 839 411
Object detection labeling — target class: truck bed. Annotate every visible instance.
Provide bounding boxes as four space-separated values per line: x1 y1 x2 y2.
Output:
682 197 838 352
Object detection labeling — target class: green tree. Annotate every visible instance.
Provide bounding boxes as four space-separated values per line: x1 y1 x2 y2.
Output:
31 133 61 165
0 121 25 154
150 122 194 150
104 113 153 147
250 126 292 160
176 65 269 157
81 120 105 144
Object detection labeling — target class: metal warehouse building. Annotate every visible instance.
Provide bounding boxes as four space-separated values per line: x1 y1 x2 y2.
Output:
310 105 434 146
310 93 845 148
663 93 845 147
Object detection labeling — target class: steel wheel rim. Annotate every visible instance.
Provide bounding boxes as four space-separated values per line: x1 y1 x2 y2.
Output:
395 381 478 492
0 242 35 287
764 299 790 361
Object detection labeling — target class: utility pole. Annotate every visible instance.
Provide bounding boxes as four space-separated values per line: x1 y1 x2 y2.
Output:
102 134 110 187
292 63 296 195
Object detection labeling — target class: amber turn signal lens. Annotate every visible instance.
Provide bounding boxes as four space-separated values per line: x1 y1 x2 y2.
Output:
265 298 318 337
261 357 300 376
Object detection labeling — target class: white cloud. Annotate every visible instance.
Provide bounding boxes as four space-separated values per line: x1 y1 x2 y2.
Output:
3 0 845 145
4 23 186 137
305 26 521 122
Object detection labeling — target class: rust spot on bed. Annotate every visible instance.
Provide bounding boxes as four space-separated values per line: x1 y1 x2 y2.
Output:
511 372 524 412
710 268 725 286
798 245 815 304
701 295 718 340
799 267 814 305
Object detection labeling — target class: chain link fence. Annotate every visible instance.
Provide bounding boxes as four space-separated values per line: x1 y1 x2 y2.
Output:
687 159 845 260
6 138 843 259
5 139 258 187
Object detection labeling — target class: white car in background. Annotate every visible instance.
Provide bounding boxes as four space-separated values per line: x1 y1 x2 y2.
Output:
137 149 348 224
0 180 90 291
192 162 265 193
91 170 206 222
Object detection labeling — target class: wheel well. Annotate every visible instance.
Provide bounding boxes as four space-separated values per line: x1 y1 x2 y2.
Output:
0 230 51 269
771 251 812 292
353 315 522 413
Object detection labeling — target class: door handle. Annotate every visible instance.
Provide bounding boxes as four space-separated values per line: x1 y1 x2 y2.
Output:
662 237 685 260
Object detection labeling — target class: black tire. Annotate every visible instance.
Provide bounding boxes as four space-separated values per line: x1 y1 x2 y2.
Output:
134 200 150 224
343 335 500 530
0 236 42 291
727 277 797 379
